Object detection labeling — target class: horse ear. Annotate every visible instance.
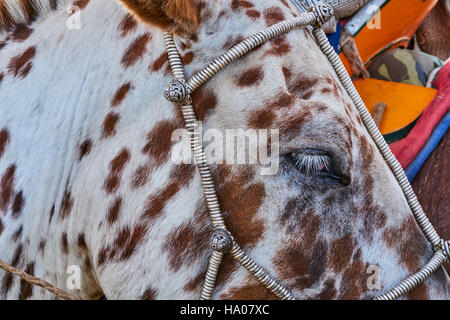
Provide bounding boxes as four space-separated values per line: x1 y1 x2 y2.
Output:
119 0 200 35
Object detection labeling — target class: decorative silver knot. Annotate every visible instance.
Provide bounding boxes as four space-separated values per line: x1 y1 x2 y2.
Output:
309 4 334 26
210 228 233 253
164 79 190 104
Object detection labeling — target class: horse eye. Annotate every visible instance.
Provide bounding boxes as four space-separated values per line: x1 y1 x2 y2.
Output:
291 151 331 174
289 149 350 186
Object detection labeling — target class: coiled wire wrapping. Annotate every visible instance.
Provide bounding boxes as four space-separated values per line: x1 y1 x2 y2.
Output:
164 4 448 301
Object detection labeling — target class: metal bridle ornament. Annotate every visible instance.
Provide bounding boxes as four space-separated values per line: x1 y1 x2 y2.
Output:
164 4 449 300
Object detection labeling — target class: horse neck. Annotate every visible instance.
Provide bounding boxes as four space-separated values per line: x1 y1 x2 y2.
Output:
0 0 181 299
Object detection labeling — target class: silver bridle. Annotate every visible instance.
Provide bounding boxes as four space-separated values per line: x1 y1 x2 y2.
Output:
163 4 449 300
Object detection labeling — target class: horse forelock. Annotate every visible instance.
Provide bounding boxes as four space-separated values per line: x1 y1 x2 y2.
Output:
0 0 63 32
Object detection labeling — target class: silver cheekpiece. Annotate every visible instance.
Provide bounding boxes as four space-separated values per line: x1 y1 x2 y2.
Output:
309 4 334 26
164 79 189 104
210 228 233 253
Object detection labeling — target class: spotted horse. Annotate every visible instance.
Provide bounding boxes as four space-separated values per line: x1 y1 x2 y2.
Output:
0 0 448 300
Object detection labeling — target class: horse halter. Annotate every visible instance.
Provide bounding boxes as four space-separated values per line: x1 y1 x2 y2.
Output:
163 4 449 300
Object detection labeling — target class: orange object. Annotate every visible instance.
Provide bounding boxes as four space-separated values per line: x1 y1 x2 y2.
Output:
340 0 438 76
353 78 438 142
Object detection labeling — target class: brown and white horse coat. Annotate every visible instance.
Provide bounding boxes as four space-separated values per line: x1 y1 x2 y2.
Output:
0 0 448 299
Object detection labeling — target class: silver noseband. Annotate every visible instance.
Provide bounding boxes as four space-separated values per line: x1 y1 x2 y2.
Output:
163 4 449 300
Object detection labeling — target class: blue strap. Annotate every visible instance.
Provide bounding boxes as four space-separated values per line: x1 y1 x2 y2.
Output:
406 111 450 181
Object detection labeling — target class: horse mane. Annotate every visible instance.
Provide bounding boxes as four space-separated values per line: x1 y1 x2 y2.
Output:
0 0 59 31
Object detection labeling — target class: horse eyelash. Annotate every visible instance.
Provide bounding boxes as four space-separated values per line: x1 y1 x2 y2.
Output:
291 153 332 174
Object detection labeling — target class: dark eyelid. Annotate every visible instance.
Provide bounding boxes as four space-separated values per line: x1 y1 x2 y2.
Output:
290 149 350 186
295 148 328 156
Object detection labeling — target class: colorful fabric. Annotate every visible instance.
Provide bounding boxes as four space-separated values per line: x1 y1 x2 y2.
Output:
326 22 342 53
368 48 428 86
410 49 443 78
405 111 450 181
389 60 450 170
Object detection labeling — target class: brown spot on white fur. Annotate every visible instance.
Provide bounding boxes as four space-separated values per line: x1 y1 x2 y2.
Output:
191 88 218 121
107 197 122 225
1 244 22 295
78 139 92 161
0 164 16 212
11 24 33 41
7 46 35 78
164 219 210 272
406 282 429 300
266 35 291 56
18 262 34 299
11 225 23 242
104 148 131 194
48 204 55 224
131 164 152 189
121 33 151 68
338 249 370 299
236 66 264 87
60 191 74 221
248 108 276 129
141 286 157 299
118 13 138 37
77 233 88 250
246 9 261 20
102 112 120 138
38 239 46 256
111 82 132 107
328 234 356 273
231 0 255 10
150 52 168 72
263 6 285 26
265 91 295 110
97 223 147 266
11 190 25 218
141 119 182 166
383 215 429 273
141 164 195 222
61 232 68 255
181 51 194 65
0 128 10 159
